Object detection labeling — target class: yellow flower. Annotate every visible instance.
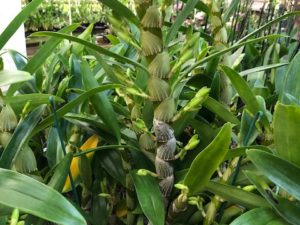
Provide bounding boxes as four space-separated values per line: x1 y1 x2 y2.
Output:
63 135 99 193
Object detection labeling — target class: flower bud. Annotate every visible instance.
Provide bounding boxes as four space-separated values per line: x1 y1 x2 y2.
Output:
183 134 200 151
141 5 162 28
0 104 18 132
141 30 162 56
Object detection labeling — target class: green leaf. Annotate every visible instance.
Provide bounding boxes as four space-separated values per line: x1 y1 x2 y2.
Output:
220 66 269 127
131 172 165 225
223 0 239 22
81 61 121 143
239 63 289 77
0 105 45 169
205 181 268 209
239 110 260 146
6 50 27 70
32 84 121 137
0 0 43 50
180 0 209 13
203 97 240 125
78 154 93 190
220 66 260 113
245 170 300 225
98 150 125 186
24 24 79 74
0 204 12 217
0 70 32 87
48 153 73 192
280 51 300 105
72 24 94 55
97 0 139 27
184 123 232 195
273 103 300 166
88 50 119 84
165 0 202 46
6 94 64 113
236 11 300 45
46 127 63 168
230 208 289 225
31 31 147 72
225 145 271 161
184 34 284 77
0 168 86 225
247 149 300 202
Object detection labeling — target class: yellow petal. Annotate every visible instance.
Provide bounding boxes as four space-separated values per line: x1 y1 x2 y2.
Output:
63 135 99 192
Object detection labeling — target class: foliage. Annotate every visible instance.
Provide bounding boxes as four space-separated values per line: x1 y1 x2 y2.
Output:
22 0 105 32
0 0 300 225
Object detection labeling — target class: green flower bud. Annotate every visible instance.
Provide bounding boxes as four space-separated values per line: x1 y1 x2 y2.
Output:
0 131 12 148
139 133 156 151
148 77 170 101
183 134 200 151
137 169 158 177
141 5 162 28
141 30 162 56
148 51 171 78
154 97 176 122
10 208 19 225
0 104 18 132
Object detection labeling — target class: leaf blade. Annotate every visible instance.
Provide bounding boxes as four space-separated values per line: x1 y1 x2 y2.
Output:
247 149 300 202
205 181 269 209
31 31 147 72
0 105 45 169
81 61 121 143
165 0 202 46
0 70 32 87
131 172 165 225
184 123 232 195
0 168 86 225
32 84 121 137
0 0 43 50
24 24 80 74
230 208 289 225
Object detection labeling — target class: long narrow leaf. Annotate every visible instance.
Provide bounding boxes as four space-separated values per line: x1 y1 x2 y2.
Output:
0 105 45 169
220 66 269 127
247 149 300 202
223 0 239 22
48 153 73 192
203 97 240 124
245 171 300 225
31 32 147 72
0 168 86 225
273 103 300 166
240 63 289 77
31 84 121 137
6 94 64 113
0 70 32 87
230 208 289 225
165 0 202 46
81 61 121 143
24 24 80 74
180 0 209 13
183 34 283 77
131 172 165 225
184 123 232 195
236 11 300 44
97 0 139 27
205 181 268 209
0 0 43 50
280 51 300 105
